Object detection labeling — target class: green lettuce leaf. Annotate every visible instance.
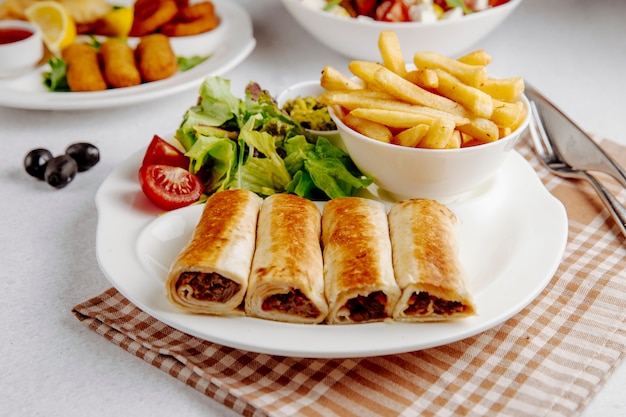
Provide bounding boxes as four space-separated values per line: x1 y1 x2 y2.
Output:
185 135 237 194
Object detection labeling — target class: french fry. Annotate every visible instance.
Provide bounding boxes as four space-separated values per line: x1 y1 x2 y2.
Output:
432 68 493 118
348 60 386 89
418 118 455 149
319 33 527 149
446 129 462 149
319 90 470 125
459 131 475 146
499 127 512 138
413 51 488 87
320 65 364 91
508 101 528 132
320 89 396 105
479 77 524 101
458 117 500 143
378 30 407 77
372 66 467 116
491 99 524 128
393 124 429 147
457 49 492 66
404 68 439 89
350 108 437 129
342 113 393 143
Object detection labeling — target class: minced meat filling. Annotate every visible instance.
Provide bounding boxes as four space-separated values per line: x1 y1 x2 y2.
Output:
262 288 320 318
177 272 241 303
404 291 466 316
345 291 388 322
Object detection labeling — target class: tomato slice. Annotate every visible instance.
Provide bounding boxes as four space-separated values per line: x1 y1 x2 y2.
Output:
138 164 203 210
141 134 190 169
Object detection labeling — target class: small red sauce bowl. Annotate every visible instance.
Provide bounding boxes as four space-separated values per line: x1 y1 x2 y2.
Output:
0 20 43 78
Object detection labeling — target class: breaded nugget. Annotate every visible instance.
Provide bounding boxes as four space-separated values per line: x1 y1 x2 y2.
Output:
62 43 107 92
100 39 141 88
136 34 178 82
129 0 178 37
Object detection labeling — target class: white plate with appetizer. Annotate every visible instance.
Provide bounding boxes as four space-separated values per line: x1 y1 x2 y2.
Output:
95 146 568 358
0 0 255 110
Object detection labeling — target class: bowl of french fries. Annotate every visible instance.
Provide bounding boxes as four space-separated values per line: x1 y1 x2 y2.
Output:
318 31 530 201
281 0 522 61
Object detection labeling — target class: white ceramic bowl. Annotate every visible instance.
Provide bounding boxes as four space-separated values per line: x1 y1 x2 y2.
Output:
276 80 344 150
0 20 43 78
329 94 531 202
280 0 522 60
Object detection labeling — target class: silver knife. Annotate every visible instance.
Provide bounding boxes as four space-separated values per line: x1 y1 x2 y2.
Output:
524 83 626 189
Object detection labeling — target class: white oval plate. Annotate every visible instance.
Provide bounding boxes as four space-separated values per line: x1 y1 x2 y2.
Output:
0 0 255 110
95 147 567 358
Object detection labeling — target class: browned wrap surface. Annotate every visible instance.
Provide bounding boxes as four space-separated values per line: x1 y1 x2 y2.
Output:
322 197 400 324
245 193 328 324
165 189 263 316
389 198 476 321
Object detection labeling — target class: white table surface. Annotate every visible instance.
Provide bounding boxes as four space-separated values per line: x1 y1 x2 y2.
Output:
1 0 625 416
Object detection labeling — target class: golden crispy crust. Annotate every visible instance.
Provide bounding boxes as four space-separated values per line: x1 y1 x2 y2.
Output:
165 189 263 315
99 39 141 88
322 197 400 324
389 198 476 321
135 33 178 82
61 43 107 92
245 194 328 324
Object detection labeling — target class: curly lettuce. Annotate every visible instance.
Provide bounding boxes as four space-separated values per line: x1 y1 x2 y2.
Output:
175 75 372 200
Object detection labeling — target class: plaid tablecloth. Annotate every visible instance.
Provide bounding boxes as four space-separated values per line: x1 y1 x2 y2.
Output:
73 135 626 417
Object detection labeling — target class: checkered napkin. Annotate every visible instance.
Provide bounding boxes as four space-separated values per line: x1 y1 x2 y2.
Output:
72 134 626 417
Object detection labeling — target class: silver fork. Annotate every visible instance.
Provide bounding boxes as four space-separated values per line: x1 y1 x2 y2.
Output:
529 100 626 238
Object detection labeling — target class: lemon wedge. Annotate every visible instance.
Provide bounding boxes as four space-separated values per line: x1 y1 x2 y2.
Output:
24 1 77 56
93 6 134 38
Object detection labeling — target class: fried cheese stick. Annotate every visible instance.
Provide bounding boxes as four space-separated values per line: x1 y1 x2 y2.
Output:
100 39 141 88
62 43 107 92
136 34 178 82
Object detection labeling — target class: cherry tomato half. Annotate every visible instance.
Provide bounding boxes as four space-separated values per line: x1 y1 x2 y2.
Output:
138 164 203 210
354 0 377 17
141 134 190 169
375 0 409 22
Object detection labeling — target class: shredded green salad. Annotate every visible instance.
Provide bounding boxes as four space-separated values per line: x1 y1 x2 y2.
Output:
175 76 372 200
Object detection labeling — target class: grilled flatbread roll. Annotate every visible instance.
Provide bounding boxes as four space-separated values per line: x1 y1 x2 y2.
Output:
389 199 476 322
245 193 328 324
322 197 400 324
165 189 262 316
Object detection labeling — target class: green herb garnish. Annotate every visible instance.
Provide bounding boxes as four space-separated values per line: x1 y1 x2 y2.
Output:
43 57 70 92
177 55 211 72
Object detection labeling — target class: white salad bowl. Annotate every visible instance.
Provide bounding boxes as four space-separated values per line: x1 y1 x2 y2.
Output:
280 0 522 60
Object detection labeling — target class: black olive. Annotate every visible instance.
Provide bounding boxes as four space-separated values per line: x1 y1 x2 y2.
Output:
24 148 53 180
65 142 100 172
44 155 78 189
